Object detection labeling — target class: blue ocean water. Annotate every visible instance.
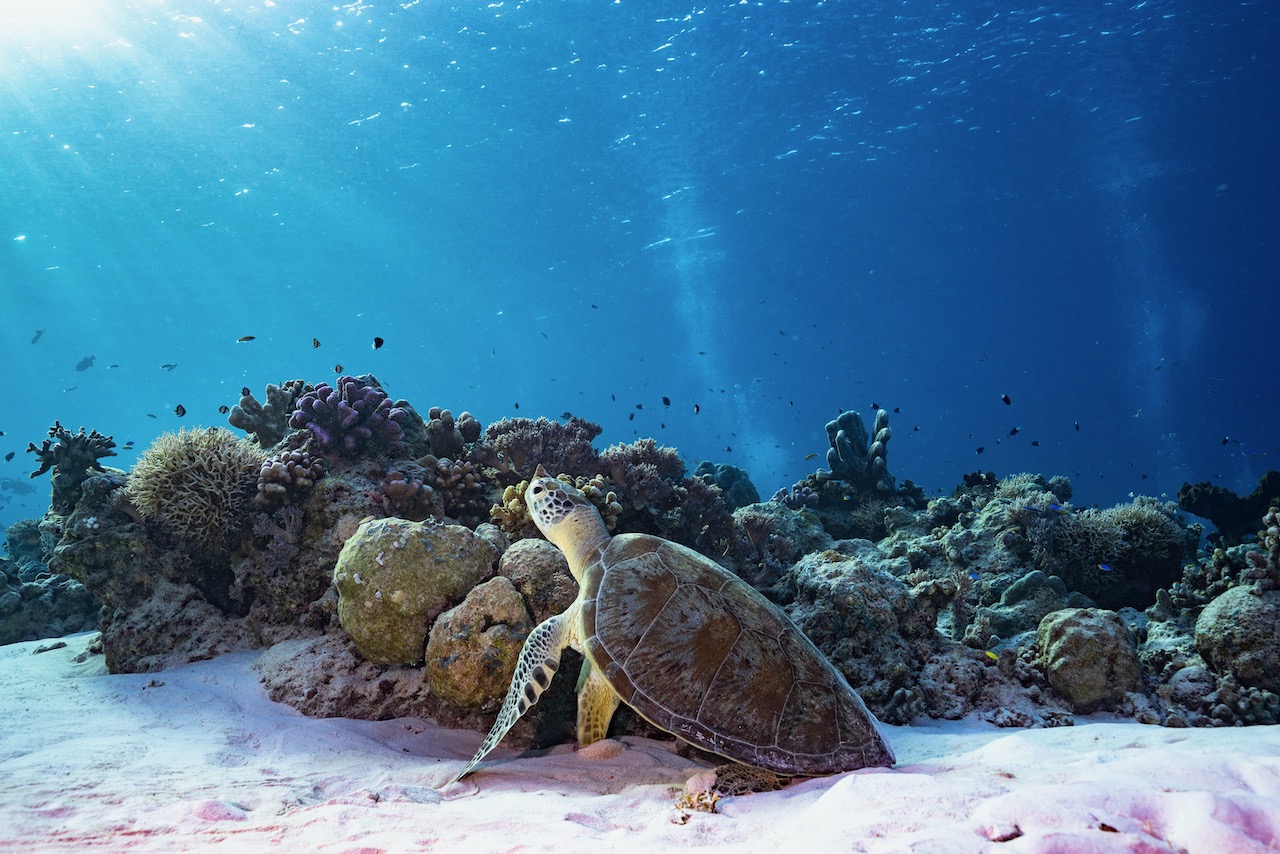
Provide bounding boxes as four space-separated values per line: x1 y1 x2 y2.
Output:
1 0 1276 533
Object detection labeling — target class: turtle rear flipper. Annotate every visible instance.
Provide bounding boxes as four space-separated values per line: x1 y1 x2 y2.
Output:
451 605 580 783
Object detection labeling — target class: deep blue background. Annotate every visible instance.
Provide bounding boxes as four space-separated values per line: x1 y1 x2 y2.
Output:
2 0 1277 532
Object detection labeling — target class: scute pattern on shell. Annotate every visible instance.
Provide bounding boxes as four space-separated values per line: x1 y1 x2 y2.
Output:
578 533 894 775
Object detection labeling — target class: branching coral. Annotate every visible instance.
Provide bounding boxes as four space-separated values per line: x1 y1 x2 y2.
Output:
825 408 893 494
27 421 118 513
601 438 685 511
492 473 623 541
126 428 266 549
379 467 435 520
425 407 482 458
288 375 405 458
420 455 489 526
228 380 311 447
254 449 325 509
483 416 602 481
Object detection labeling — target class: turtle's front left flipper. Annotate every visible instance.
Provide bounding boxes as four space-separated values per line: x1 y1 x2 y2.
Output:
450 604 580 783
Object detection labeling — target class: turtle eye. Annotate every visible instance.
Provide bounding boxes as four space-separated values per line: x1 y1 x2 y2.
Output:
531 485 544 495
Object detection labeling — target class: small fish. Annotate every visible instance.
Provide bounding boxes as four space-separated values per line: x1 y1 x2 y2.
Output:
725 445 732 452
871 402 879 409
4 452 13 462
591 304 598 309
698 351 706 355
628 413 635 421
1009 427 1019 436
562 411 573 419
1074 421 1080 432
662 396 671 407
237 335 256 343
984 650 999 661
31 329 44 344
334 364 343 373
539 331 548 339
803 453 818 461
123 441 135 449
1031 440 1040 447
611 394 616 401
373 337 384 349
893 407 901 413
976 446 985 455
693 404 700 415
1001 394 1012 406
241 387 251 397
175 404 186 417
660 423 665 429
312 338 321 348
779 330 785 336
147 413 158 419
161 364 177 371
218 405 230 414
969 571 980 581
1098 563 1112 572
75 355 95 371
1221 437 1229 446
107 364 119 369
636 404 644 410
514 402 520 409
63 386 77 392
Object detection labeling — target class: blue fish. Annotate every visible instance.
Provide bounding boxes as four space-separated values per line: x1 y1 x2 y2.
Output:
1099 563 1112 572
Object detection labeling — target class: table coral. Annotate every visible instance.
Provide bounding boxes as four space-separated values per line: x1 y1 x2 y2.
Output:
27 421 118 513
484 416 602 481
288 375 405 459
228 380 311 448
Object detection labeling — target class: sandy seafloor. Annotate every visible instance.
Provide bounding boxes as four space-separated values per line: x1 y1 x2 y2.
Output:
1 633 1278 853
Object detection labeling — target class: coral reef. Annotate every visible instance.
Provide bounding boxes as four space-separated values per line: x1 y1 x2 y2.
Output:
425 407 482 458
693 461 760 510
228 380 310 448
770 483 820 510
126 428 266 550
483 416 602 482
27 422 118 513
825 408 893 494
729 501 832 588
288 375 406 459
1020 497 1196 610
1036 608 1142 713
378 467 435 520
1177 470 1280 546
418 455 488 527
491 474 622 541
331 517 498 665
0 553 99 645
254 449 326 509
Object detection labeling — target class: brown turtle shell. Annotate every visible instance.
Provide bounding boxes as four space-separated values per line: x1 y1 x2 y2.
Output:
579 533 895 775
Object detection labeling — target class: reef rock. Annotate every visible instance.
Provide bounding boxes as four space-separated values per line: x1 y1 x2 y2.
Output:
496 537 577 624
1037 608 1142 712
969 570 1093 643
1195 585 1280 693
332 517 498 665
425 576 532 709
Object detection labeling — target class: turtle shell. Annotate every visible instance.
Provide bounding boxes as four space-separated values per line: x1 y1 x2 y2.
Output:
579 533 894 775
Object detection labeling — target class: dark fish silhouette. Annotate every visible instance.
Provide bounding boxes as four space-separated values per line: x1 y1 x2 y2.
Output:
334 364 343 373
373 337 384 349
4 452 13 462
218 405 230 414
312 338 321 348
161 364 177 371
31 329 44 344
75 355 95 371
662 396 671 407
1001 394 1012 406
175 404 186 417
237 335 256 342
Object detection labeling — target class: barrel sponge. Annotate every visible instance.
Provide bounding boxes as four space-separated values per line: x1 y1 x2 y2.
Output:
125 428 266 549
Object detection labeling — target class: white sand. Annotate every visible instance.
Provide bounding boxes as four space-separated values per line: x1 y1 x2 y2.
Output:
2 633 1278 853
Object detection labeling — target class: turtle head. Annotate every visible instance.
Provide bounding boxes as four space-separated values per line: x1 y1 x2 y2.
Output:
526 464 610 581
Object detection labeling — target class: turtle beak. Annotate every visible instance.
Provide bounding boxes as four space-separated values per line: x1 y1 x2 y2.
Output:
533 463 549 478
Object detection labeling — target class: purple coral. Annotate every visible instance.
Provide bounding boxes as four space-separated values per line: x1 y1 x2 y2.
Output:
288 375 405 458
771 484 820 510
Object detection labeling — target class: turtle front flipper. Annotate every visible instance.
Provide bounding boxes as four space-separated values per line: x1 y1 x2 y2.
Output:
575 658 621 747
451 605 580 783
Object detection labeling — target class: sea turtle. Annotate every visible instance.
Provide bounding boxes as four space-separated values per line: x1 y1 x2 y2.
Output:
451 466 894 781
